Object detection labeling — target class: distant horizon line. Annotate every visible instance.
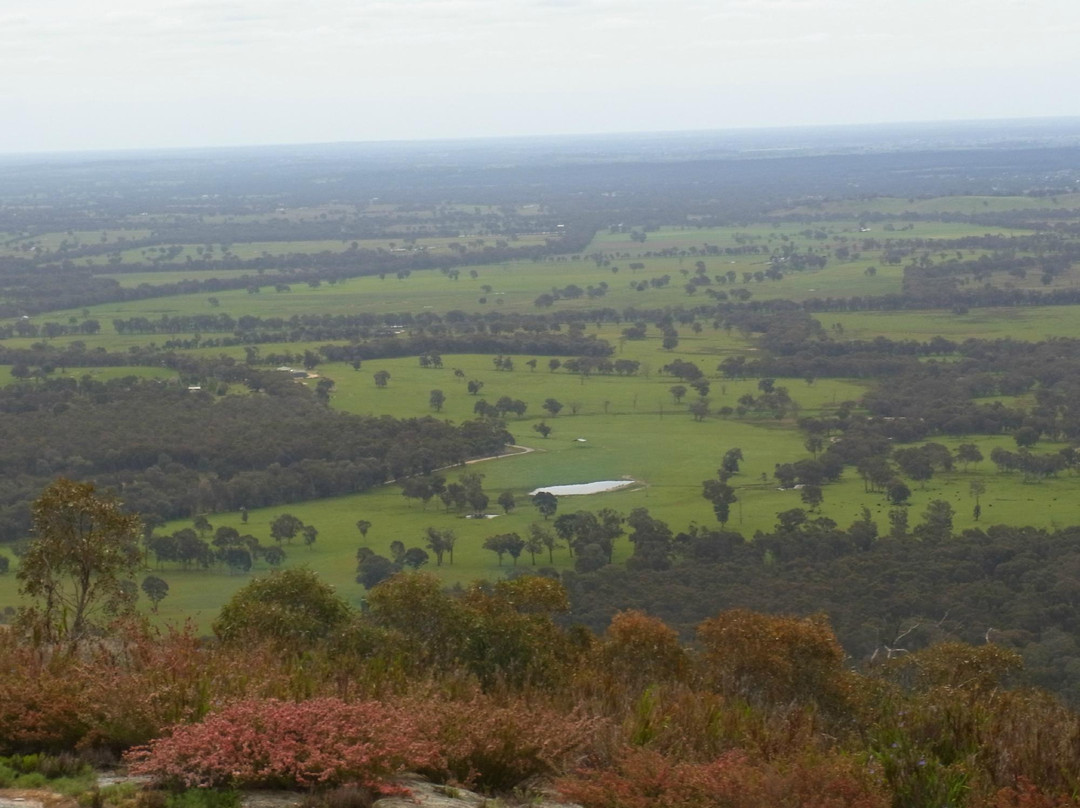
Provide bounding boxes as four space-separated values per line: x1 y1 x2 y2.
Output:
3 114 1080 162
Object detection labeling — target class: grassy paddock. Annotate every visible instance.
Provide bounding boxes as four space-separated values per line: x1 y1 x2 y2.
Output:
4 210 1080 626
815 306 1080 342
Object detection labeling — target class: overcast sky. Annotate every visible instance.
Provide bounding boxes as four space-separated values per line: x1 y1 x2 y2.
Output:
2 0 1077 153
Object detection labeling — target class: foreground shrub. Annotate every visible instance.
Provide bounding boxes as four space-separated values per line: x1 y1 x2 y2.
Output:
557 746 888 808
407 691 604 792
125 698 436 790
594 610 689 690
213 568 353 648
991 776 1080 807
696 609 853 713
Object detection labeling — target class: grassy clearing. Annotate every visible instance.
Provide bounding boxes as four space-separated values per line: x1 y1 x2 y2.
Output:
776 194 1080 217
0 229 153 257
814 306 1080 341
101 234 552 266
0 365 179 387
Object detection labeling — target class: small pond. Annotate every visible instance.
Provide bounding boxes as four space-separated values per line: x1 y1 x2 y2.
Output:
528 480 635 496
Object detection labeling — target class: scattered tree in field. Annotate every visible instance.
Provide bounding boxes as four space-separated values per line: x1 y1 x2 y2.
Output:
401 475 441 509
356 552 396 589
1014 426 1040 448
532 491 558 520
504 533 526 565
429 389 446 412
530 523 561 563
141 575 169 613
262 546 286 567
533 421 552 439
670 385 687 404
467 379 484 395
523 529 544 564
702 479 738 525
17 479 142 645
721 448 744 475
356 519 372 538
302 524 318 549
213 525 240 547
223 546 253 574
483 533 525 566
270 513 304 544
315 378 334 404
390 540 406 565
402 547 429 570
548 359 561 373
424 527 456 566
688 398 710 421
886 479 912 506
800 484 824 511
498 491 516 514
969 479 987 521
373 370 391 388
483 534 510 566
543 398 564 417
956 443 984 470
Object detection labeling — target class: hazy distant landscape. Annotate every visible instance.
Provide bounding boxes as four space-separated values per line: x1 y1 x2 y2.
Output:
8 120 1080 806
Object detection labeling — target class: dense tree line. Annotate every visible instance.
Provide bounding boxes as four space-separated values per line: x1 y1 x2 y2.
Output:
0 375 512 540
559 509 1080 704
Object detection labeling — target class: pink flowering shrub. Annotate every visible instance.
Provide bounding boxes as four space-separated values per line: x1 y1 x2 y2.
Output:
124 698 438 791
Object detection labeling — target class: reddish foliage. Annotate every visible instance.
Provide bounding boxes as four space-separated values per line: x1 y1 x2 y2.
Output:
404 691 604 792
0 638 88 753
992 777 1080 808
696 609 852 711
596 610 689 687
557 746 887 808
125 698 437 790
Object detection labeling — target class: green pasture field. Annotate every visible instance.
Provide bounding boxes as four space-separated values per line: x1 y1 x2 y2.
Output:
6 210 1080 627
0 229 154 257
814 306 1080 342
0 365 179 387
100 234 551 266
97 269 279 287
3 215 1063 339
0 264 1009 345
585 220 1030 252
2 373 1075 629
776 194 1080 217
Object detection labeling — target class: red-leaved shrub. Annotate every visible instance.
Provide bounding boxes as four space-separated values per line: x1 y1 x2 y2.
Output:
404 692 604 792
557 746 887 808
992 777 1080 807
125 698 437 790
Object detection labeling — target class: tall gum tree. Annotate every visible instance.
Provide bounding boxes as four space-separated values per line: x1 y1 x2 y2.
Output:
17 478 142 646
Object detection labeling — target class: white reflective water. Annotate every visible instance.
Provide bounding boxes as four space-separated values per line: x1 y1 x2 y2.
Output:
528 480 634 496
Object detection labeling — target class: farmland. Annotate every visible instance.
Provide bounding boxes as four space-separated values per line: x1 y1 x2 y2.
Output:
4 129 1080 651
